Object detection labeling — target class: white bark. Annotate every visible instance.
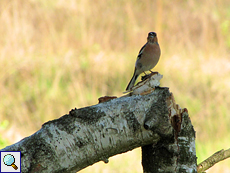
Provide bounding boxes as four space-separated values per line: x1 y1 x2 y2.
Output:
1 88 174 173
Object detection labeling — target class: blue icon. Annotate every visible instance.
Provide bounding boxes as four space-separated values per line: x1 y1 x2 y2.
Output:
1 151 21 172
3 154 18 170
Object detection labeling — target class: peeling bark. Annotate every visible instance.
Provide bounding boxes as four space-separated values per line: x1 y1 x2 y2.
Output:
1 87 178 173
142 99 197 173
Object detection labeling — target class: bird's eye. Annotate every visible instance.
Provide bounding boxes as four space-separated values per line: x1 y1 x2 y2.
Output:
148 32 156 37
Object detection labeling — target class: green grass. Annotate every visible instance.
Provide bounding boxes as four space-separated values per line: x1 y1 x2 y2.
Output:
0 120 9 148
1 0 230 172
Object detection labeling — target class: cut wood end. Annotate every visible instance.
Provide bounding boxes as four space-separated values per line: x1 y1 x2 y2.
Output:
124 72 163 96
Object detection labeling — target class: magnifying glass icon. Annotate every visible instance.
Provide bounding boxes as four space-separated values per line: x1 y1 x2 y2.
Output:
3 154 18 170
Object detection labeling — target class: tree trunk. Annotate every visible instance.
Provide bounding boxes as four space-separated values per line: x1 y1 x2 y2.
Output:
0 87 197 173
142 111 197 173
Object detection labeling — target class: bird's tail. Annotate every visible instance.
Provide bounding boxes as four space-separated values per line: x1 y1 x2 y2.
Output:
126 70 139 91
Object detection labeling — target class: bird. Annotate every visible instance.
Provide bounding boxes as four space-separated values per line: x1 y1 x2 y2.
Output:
126 32 161 91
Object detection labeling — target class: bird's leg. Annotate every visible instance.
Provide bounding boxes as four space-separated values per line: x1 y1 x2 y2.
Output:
149 70 158 76
141 71 150 81
149 70 154 73
142 71 158 81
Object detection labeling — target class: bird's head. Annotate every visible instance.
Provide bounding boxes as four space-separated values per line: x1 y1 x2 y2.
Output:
147 32 158 43
148 32 157 37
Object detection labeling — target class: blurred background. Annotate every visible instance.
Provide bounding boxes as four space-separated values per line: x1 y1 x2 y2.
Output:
0 0 230 172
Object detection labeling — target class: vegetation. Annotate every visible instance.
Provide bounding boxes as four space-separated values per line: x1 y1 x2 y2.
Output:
0 0 230 172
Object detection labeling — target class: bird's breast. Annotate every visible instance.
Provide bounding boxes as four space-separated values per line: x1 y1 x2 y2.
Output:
139 44 160 70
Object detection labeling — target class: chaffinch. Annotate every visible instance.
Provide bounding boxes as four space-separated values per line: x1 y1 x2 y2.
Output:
126 32 161 91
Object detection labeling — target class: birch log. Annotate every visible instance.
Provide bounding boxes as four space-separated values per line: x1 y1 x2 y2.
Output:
1 73 197 173
1 87 175 173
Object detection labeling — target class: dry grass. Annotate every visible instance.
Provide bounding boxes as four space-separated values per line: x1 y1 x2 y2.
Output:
0 0 230 172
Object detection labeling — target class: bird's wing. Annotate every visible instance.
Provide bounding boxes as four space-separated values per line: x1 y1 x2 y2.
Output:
137 43 147 60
